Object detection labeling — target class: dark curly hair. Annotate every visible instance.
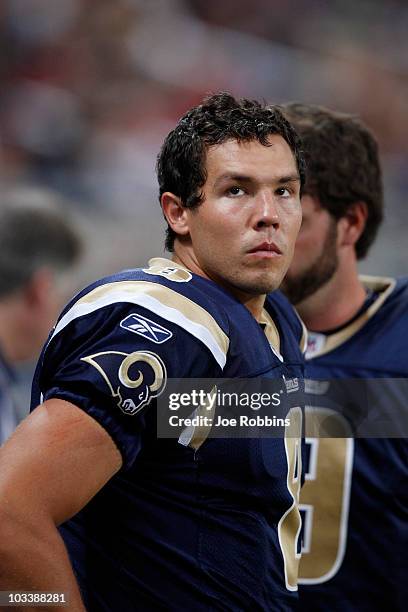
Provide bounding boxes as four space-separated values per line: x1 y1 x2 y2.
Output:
157 92 306 252
281 103 383 259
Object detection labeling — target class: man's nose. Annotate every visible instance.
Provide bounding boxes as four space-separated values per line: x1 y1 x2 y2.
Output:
253 191 280 229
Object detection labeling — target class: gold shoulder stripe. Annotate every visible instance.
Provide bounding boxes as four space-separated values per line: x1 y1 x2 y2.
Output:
51 280 229 370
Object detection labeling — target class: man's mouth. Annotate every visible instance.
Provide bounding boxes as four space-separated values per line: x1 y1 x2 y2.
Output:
248 242 283 257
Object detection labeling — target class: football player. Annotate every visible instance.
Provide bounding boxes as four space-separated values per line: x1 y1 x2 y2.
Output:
281 103 408 611
0 93 306 611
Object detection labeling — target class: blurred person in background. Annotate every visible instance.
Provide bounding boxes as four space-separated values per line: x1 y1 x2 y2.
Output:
0 187 82 444
281 103 408 611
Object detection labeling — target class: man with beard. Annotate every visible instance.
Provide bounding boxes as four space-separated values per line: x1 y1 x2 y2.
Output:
281 104 408 611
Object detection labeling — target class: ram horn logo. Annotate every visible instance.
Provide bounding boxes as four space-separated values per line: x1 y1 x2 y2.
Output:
81 350 167 416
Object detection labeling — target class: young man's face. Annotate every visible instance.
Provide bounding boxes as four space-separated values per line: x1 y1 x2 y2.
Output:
183 136 302 301
281 194 339 305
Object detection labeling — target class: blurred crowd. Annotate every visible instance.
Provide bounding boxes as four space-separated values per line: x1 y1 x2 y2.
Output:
0 0 407 279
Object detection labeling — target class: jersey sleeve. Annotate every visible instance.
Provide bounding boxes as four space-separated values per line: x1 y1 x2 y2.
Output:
34 295 225 470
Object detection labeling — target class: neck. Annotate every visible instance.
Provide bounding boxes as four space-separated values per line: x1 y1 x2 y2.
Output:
171 252 266 322
296 259 366 332
225 289 266 322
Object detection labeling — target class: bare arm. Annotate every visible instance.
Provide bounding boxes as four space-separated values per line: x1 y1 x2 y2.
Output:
0 399 123 611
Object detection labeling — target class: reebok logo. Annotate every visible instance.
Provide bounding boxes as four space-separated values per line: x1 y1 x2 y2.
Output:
120 314 173 344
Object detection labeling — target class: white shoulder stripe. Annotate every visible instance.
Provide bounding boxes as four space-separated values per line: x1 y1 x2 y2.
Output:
50 282 229 369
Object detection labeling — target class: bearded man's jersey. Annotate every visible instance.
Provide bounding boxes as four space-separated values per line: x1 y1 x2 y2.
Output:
298 276 408 612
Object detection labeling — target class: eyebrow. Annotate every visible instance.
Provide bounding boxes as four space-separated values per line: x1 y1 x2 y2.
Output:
214 173 301 188
277 175 301 184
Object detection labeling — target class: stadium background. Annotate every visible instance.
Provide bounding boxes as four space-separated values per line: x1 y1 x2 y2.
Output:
1 0 407 408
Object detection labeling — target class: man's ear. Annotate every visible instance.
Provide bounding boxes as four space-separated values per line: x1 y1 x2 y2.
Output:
161 192 190 238
337 201 368 248
23 268 54 312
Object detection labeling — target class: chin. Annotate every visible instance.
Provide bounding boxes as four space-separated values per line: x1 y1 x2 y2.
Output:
242 276 282 295
263 270 287 293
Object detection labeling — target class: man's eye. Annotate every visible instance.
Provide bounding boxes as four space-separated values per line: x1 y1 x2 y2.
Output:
276 187 291 197
227 186 245 197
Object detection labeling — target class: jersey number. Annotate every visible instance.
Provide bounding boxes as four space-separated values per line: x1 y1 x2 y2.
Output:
279 406 303 591
298 407 354 584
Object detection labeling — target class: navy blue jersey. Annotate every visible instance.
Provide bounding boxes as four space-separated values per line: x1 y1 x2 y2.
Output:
298 276 408 611
32 258 305 612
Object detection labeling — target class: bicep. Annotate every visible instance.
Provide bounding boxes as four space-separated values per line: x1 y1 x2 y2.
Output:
0 398 122 526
